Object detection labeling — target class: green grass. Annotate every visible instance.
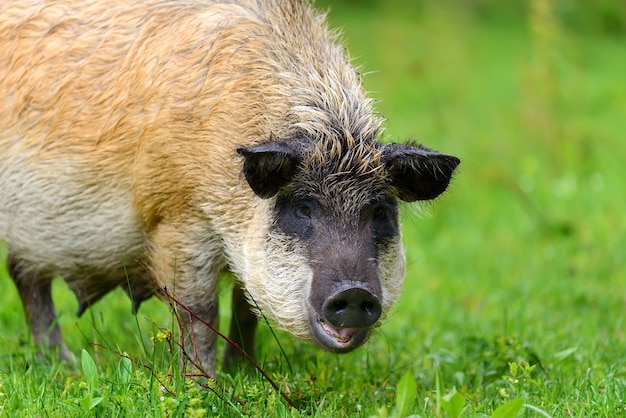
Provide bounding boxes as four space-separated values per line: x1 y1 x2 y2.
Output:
1 1 625 416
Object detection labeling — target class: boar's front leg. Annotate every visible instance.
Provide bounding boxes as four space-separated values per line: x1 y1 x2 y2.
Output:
8 257 71 361
149 224 221 377
165 267 219 377
177 293 219 377
223 284 258 369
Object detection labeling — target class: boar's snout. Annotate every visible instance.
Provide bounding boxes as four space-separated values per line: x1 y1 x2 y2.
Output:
308 280 383 353
322 285 381 329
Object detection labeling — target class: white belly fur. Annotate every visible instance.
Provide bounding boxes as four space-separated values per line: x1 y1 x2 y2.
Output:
0 161 145 280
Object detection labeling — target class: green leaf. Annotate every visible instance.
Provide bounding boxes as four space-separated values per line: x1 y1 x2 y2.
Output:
441 388 465 418
79 396 91 411
553 347 578 361
81 349 99 389
117 353 132 387
394 371 417 418
491 398 524 418
89 396 104 410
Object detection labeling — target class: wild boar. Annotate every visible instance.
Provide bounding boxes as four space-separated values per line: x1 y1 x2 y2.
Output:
0 0 459 376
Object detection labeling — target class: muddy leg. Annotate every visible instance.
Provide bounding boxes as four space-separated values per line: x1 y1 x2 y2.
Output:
9 259 71 361
223 285 258 370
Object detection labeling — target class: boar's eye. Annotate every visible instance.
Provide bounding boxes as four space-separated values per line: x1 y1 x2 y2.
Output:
369 201 395 223
274 197 315 240
294 201 313 219
368 201 398 241
372 203 390 222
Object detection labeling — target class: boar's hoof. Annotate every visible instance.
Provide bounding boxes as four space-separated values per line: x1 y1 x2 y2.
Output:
309 286 382 353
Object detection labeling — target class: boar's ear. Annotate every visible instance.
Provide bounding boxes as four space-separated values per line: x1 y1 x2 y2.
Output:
381 143 460 202
237 141 301 198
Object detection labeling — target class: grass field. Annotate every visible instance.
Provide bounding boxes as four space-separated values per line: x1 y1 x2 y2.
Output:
1 1 625 416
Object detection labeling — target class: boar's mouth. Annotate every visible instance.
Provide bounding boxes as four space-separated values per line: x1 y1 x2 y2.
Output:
306 300 374 353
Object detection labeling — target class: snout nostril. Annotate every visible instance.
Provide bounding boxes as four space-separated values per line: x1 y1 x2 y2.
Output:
333 300 347 313
361 300 374 315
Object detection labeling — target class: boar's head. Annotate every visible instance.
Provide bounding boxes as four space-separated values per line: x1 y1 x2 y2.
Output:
237 134 459 353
